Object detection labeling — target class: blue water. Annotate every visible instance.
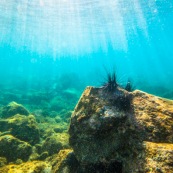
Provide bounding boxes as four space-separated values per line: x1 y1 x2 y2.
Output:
0 0 173 100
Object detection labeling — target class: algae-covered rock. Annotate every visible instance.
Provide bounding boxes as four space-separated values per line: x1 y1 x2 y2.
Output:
69 87 136 164
41 133 70 156
38 120 68 139
69 86 173 172
0 135 32 162
124 141 173 172
41 136 63 156
0 157 7 167
132 90 173 143
0 161 51 173
1 101 29 118
142 142 173 173
50 149 78 173
0 114 40 145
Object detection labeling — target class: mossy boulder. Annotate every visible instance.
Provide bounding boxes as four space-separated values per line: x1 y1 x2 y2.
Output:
1 101 29 118
0 135 32 162
69 86 173 172
41 133 69 156
0 114 40 145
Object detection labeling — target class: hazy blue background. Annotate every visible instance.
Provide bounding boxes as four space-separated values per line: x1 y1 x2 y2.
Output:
0 0 173 99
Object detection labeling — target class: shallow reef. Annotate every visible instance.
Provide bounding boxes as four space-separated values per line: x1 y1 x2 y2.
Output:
0 86 173 173
0 100 70 171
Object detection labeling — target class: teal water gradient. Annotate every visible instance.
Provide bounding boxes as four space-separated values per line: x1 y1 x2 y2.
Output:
0 0 173 99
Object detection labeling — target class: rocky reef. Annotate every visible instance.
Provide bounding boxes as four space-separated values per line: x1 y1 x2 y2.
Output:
0 101 70 172
0 86 173 173
1 101 29 118
69 86 173 173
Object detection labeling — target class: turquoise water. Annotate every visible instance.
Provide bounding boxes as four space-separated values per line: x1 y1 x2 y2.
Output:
0 0 173 106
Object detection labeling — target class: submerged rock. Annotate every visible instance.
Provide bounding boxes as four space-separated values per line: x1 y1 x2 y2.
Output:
0 114 40 145
40 133 70 157
69 86 173 172
0 135 32 163
1 101 29 118
42 135 64 156
50 149 78 173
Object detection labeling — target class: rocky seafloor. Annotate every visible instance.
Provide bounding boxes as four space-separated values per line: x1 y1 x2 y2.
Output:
0 86 173 173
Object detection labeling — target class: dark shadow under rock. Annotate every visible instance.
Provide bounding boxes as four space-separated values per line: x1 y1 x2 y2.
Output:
76 160 122 173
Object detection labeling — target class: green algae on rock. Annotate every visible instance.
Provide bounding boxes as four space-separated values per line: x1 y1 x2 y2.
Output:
69 86 173 173
0 161 51 173
50 149 78 173
0 135 32 163
0 157 7 167
41 133 70 156
0 114 40 145
0 101 29 118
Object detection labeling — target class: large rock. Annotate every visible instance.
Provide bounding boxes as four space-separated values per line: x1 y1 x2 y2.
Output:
69 86 173 172
0 135 32 162
0 114 40 145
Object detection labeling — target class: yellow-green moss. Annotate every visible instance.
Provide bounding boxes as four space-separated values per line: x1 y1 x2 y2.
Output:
143 142 173 173
52 149 73 172
0 161 51 173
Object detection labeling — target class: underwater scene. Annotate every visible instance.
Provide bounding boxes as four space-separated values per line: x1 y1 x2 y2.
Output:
0 0 173 172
